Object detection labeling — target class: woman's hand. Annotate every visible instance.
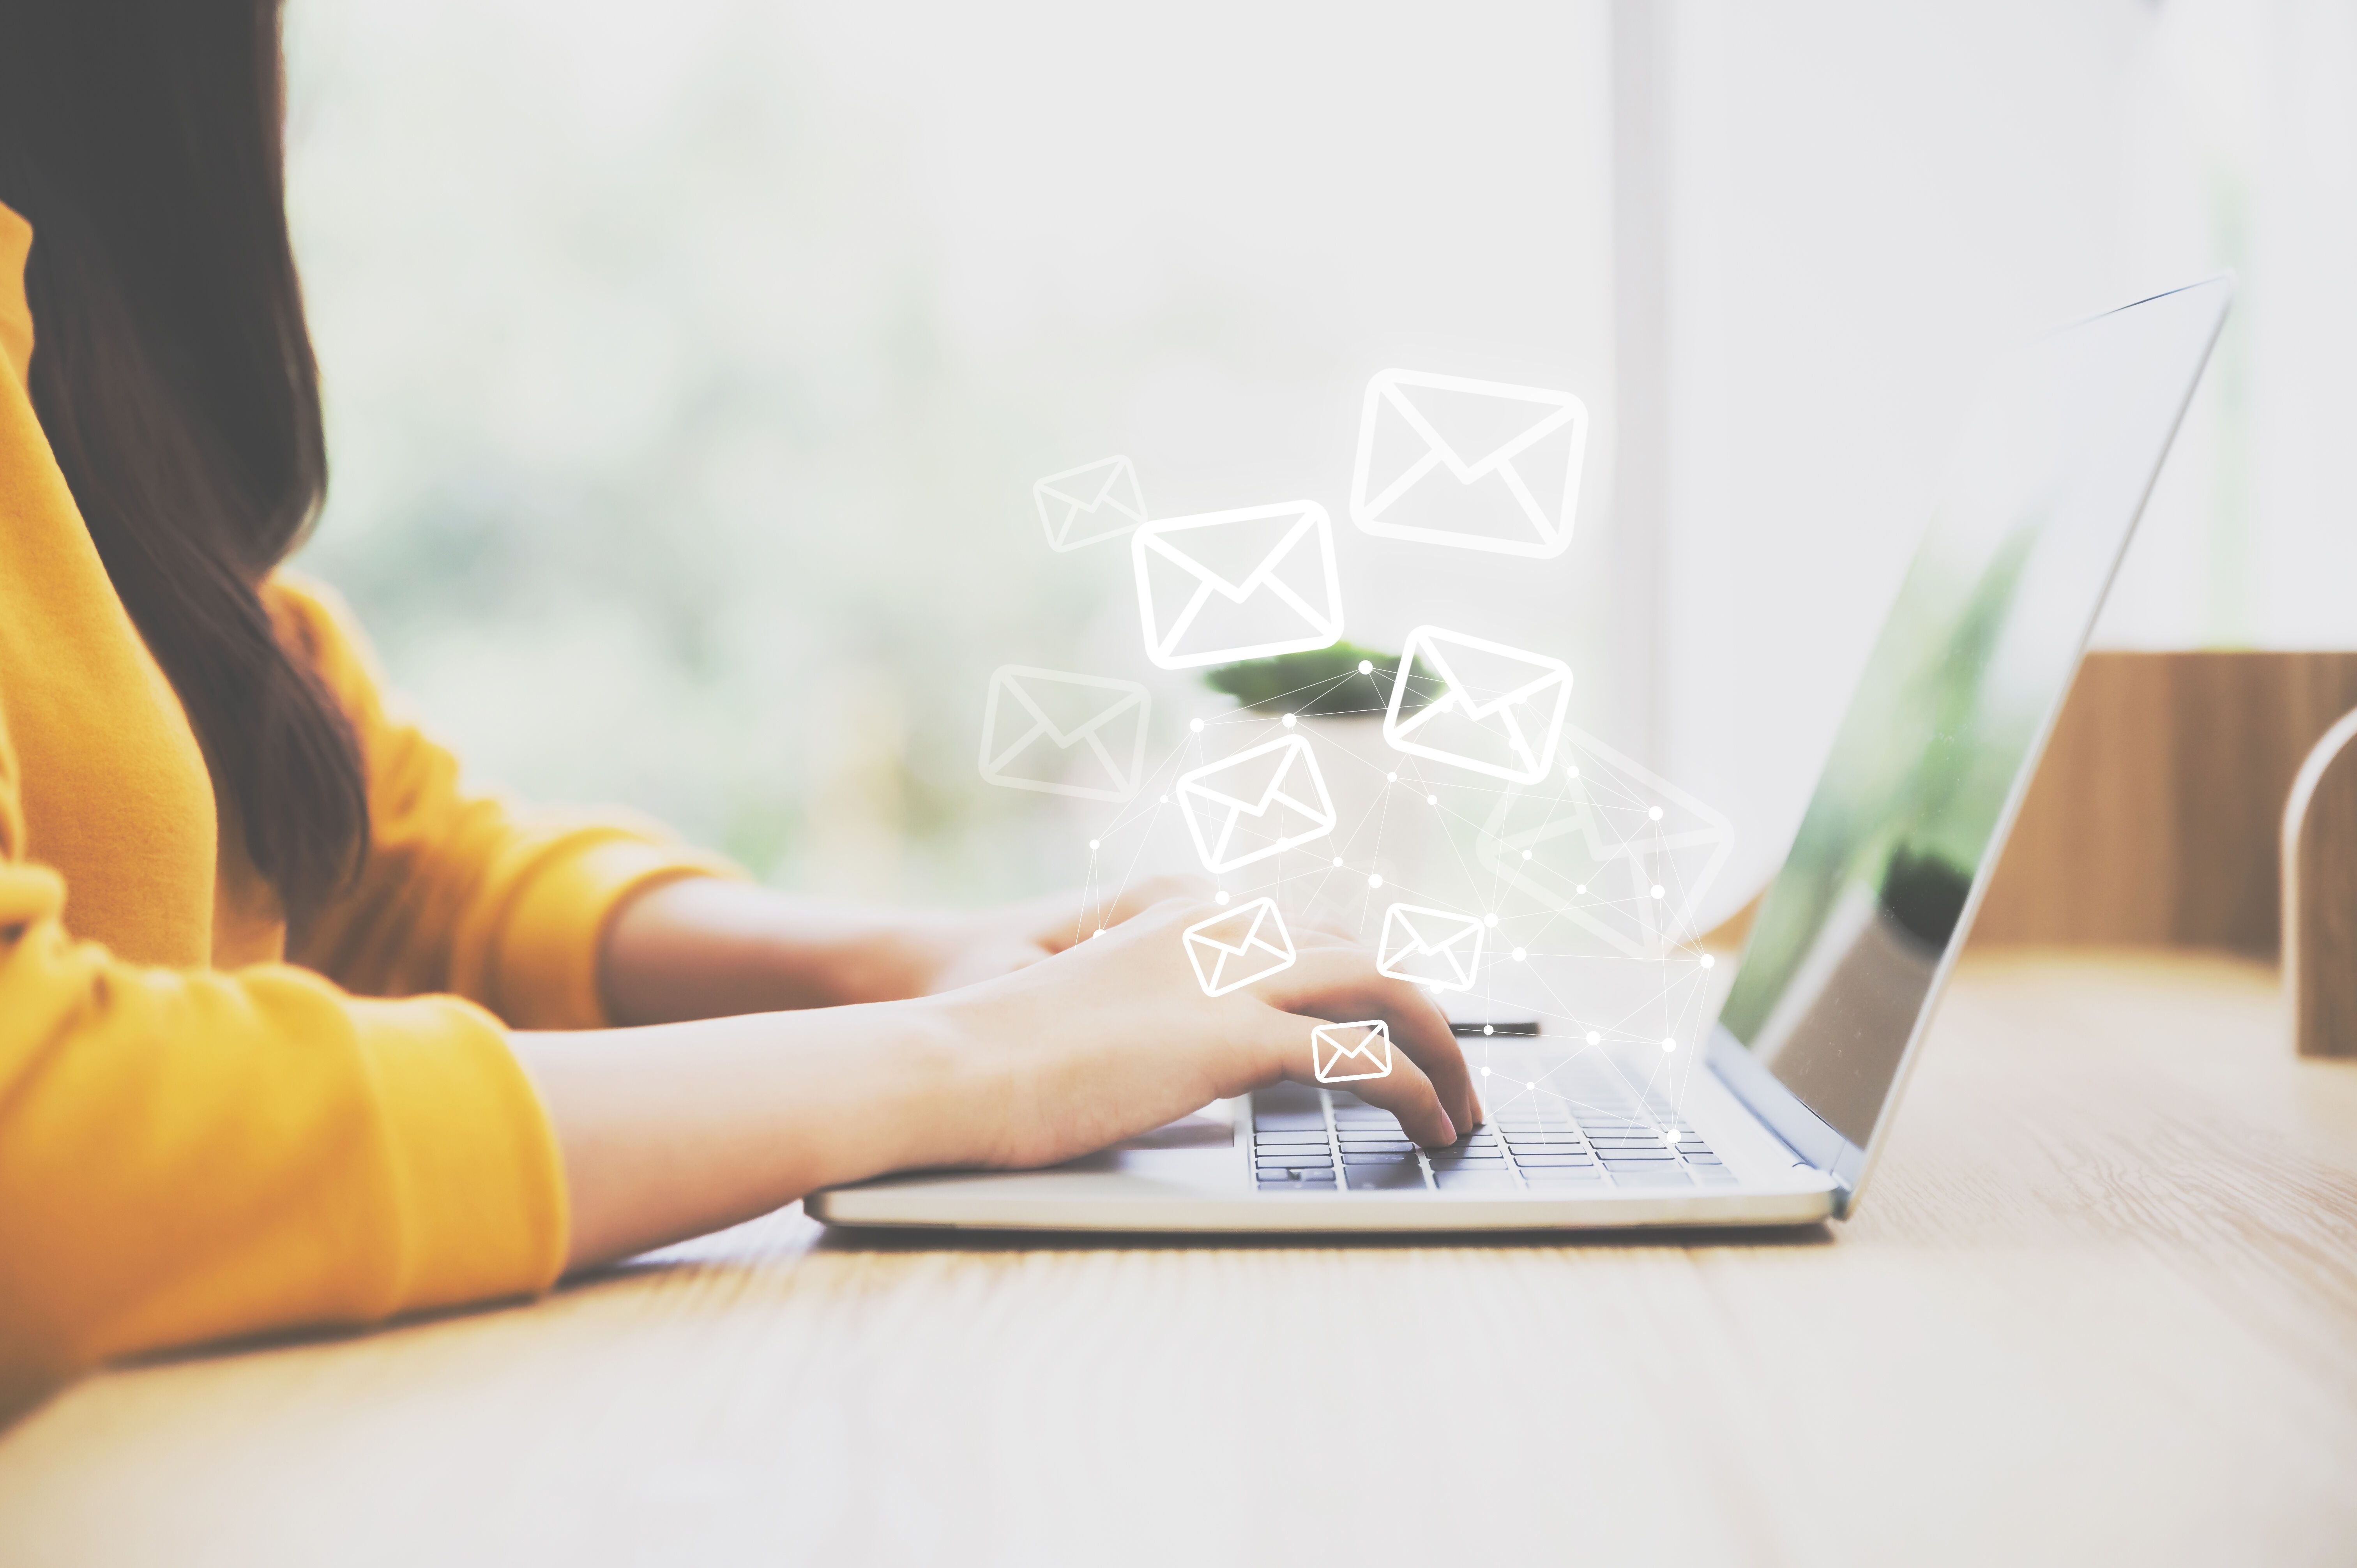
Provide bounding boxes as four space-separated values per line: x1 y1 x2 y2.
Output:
919 896 1478 1162
599 875 1210 1024
525 892 1478 1270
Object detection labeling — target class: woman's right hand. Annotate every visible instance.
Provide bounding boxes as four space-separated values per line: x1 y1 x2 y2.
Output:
519 893 1479 1272
914 896 1481 1168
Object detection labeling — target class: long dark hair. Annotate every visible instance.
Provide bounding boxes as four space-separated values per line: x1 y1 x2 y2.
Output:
0 0 367 925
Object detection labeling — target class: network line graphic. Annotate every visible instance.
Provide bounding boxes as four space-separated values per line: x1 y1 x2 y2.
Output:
1018 653 1735 1141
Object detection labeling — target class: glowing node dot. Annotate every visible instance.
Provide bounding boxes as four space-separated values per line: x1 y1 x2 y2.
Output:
1426 794 1439 806
1368 874 1383 889
1648 805 1664 821
1484 913 1499 928
1281 713 1297 728
1088 839 1100 851
1585 1030 1602 1045
1650 884 1665 899
1661 1126 1680 1142
1482 1024 1495 1037
1567 766 1580 780
1189 717 1205 733
1481 1065 1493 1077
1092 929 1106 939
1527 1081 1537 1090
1512 946 1528 962
1661 1036 1678 1053
1159 795 1170 804
1332 856 1345 867
1357 659 1375 675
1575 884 1587 895
1521 849 1533 861
1700 954 1717 969
1386 771 1399 783
1215 890 1231 905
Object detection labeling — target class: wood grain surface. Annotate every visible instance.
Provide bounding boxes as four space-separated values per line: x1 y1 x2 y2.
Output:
2 952 2355 1568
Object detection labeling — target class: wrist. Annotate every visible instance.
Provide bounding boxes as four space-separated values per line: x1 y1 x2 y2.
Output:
863 993 997 1172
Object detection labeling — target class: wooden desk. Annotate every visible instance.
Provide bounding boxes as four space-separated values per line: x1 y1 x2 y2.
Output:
3 952 2355 1566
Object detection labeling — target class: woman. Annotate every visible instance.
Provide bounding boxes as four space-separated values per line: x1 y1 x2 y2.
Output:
0 2 1475 1408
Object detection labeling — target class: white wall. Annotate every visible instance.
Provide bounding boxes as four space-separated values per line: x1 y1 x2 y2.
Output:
1645 0 2356 907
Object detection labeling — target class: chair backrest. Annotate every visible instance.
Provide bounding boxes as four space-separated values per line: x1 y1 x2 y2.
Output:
2284 705 2357 1058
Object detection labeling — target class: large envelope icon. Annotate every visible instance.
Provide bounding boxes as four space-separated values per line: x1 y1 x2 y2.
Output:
1375 903 1486 993
978 666 1151 802
1474 726 1735 960
1175 733 1337 873
1183 897 1297 996
1035 455 1148 552
1131 501 1344 670
1382 626 1573 784
1311 1019 1392 1084
1349 369 1588 558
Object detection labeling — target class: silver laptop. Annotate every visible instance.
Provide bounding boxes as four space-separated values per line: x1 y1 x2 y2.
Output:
810 277 2232 1235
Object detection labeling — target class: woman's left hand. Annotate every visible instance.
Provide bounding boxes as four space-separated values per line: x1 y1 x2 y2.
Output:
893 875 1213 995
599 873 1214 1024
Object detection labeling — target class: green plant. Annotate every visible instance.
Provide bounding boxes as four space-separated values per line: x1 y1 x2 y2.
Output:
1201 643 1428 717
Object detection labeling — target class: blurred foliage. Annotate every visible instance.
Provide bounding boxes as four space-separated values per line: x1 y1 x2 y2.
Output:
1202 644 1426 717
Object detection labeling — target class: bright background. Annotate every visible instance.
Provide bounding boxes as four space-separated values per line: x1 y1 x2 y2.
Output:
283 0 2357 914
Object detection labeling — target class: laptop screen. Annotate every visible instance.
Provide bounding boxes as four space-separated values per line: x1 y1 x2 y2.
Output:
1716 279 2232 1152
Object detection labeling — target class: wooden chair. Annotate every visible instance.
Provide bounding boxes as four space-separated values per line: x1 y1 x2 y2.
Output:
2285 708 2357 1058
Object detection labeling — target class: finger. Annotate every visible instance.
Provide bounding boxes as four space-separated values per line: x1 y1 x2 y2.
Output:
1249 947 1481 1136
1258 1008 1458 1148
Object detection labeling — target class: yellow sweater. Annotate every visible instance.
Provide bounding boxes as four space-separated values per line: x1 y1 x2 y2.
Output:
0 201 728 1407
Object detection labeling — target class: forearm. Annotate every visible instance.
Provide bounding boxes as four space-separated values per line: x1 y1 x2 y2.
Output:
599 876 956 1023
511 997 976 1270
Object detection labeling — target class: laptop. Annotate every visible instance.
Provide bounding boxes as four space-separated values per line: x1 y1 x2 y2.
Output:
809 276 2233 1234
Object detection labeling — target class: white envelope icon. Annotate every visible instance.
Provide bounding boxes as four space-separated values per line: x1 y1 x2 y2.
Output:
1383 626 1573 784
1183 897 1297 997
978 666 1150 802
1375 903 1486 993
1175 733 1337 873
1474 726 1735 961
1035 455 1148 552
1311 1019 1392 1084
1349 369 1588 558
1131 501 1344 670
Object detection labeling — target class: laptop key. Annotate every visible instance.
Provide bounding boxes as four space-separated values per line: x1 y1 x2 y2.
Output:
1608 1169 1693 1186
1434 1171 1519 1191
1344 1160 1429 1190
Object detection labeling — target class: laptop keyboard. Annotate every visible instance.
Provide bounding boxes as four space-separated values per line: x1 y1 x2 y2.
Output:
1251 1068 1739 1194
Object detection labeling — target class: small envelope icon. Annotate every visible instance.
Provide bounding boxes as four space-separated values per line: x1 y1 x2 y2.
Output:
1175 733 1338 873
979 666 1151 801
1131 500 1345 670
1375 903 1486 992
1035 455 1148 552
1349 369 1588 558
1183 897 1297 997
1383 626 1573 784
1311 1019 1392 1084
